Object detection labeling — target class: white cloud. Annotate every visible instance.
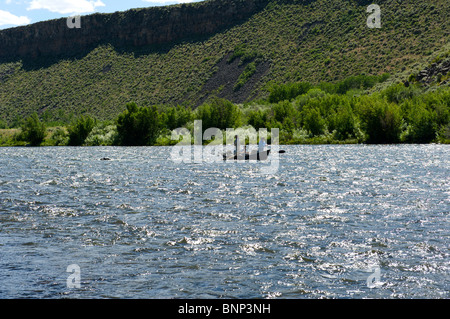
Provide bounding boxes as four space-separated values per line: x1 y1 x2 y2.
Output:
0 9 31 26
27 0 106 15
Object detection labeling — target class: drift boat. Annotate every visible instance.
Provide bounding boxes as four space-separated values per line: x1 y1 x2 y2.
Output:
223 149 271 161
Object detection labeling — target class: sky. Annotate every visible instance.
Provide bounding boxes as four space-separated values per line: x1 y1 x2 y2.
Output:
0 0 203 29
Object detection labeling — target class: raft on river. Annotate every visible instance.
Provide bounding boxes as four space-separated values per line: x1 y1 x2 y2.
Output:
223 149 271 161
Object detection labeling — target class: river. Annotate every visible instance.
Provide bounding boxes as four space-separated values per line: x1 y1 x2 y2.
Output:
0 145 448 298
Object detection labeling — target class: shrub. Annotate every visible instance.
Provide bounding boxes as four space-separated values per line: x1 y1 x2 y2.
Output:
68 115 97 146
227 44 261 65
382 83 421 104
162 105 192 131
302 107 326 136
328 104 357 140
196 97 241 130
273 100 297 124
246 109 269 131
437 123 450 144
50 128 69 146
335 74 389 94
116 103 161 146
406 106 438 143
357 96 403 144
0 119 7 129
268 82 312 103
318 74 390 94
234 62 257 91
85 124 118 146
20 113 46 146
294 88 327 109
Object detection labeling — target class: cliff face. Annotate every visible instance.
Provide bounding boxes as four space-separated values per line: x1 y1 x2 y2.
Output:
0 0 270 60
1 0 448 123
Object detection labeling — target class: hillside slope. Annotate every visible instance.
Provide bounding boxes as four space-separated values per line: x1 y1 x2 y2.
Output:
0 0 449 123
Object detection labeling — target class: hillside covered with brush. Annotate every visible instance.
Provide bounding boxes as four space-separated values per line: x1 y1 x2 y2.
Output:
0 0 449 125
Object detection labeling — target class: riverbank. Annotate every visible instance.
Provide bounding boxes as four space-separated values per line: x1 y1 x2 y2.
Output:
1 77 449 147
1 127 448 147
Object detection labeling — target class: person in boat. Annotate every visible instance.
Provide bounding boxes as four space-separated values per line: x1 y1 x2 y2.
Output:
258 137 267 154
234 135 241 155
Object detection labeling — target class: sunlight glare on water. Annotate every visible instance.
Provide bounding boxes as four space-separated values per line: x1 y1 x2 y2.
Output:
0 145 448 298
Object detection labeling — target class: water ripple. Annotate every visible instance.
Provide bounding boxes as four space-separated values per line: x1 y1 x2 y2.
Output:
0 145 448 298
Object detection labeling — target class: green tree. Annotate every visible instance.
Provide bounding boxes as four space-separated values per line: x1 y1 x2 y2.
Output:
196 98 241 130
20 113 46 146
328 104 356 140
333 74 389 95
268 82 312 103
382 83 421 104
437 123 450 143
407 106 438 143
85 123 118 146
50 128 69 146
357 96 403 144
246 109 269 131
116 103 161 146
273 100 295 123
68 115 97 146
302 107 326 136
0 119 7 129
162 105 192 131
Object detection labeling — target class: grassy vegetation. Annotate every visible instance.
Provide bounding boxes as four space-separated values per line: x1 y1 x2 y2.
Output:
0 0 449 125
2 75 448 147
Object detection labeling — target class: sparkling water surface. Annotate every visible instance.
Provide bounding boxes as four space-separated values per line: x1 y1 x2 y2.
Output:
0 145 448 298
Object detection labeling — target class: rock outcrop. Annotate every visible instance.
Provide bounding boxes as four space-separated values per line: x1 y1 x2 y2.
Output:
415 57 450 86
0 0 270 61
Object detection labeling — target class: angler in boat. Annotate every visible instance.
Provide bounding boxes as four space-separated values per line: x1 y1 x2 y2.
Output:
234 135 241 156
224 136 271 161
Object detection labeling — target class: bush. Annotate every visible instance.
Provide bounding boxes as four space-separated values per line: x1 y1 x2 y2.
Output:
268 82 312 103
161 105 192 131
228 44 261 65
68 115 97 146
273 100 297 124
406 106 438 143
382 83 421 104
437 123 450 144
294 88 327 110
0 119 7 129
196 97 241 130
336 74 389 94
302 107 326 136
20 113 46 146
234 62 257 91
246 109 269 131
116 103 161 146
328 104 357 140
50 128 69 146
85 124 118 146
416 89 449 127
357 96 403 144
317 74 390 94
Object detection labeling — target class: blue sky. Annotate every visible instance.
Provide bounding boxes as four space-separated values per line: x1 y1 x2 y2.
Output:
0 0 203 29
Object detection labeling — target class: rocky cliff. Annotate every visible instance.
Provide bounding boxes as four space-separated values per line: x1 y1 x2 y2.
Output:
0 0 448 123
0 0 270 60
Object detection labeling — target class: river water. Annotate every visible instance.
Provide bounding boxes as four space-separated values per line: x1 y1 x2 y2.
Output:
0 145 448 299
